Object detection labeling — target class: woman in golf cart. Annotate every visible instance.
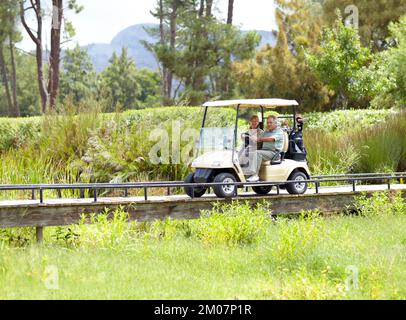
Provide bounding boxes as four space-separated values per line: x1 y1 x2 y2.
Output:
242 115 264 148
238 115 264 166
245 115 285 182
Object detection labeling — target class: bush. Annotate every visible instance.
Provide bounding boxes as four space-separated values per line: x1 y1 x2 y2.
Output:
0 227 34 248
305 111 406 174
304 109 396 132
354 191 406 218
351 113 406 173
72 207 137 250
194 202 271 247
0 117 41 152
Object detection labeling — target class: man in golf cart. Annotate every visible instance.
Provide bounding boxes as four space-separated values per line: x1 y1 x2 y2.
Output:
244 115 285 182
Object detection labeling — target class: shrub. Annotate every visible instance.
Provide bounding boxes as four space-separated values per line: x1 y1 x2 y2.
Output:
305 109 396 132
0 227 34 248
305 130 360 175
72 207 138 250
353 191 406 218
194 201 271 247
351 113 406 173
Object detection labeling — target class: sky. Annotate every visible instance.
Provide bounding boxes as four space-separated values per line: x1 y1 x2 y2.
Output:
19 0 277 51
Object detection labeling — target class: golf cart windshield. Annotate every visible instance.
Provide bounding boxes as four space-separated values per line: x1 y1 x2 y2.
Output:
197 106 241 155
199 127 236 153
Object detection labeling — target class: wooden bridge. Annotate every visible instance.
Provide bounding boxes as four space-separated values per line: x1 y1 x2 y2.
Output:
1 180 406 243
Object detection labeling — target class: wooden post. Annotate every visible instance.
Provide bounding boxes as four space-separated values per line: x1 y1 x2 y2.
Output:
36 226 44 244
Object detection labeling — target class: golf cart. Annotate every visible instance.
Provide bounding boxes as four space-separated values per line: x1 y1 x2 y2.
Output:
184 99 310 199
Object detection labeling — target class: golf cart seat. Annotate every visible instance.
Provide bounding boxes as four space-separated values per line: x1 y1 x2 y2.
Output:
262 131 289 166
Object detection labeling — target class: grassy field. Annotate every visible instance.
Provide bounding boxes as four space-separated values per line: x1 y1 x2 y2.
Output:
1 192 405 300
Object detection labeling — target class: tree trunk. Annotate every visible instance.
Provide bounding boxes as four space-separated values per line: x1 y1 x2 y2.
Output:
0 44 13 116
167 11 176 101
20 0 48 113
206 0 213 17
48 0 63 111
199 0 205 17
334 90 347 110
227 0 234 25
36 45 48 113
8 35 20 117
158 0 168 102
221 0 235 98
165 0 181 102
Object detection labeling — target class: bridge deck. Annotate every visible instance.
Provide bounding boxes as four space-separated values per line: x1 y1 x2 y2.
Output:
1 184 405 207
1 184 405 230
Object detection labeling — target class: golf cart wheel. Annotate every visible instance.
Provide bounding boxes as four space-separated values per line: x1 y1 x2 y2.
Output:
252 186 273 195
184 173 207 198
213 173 237 198
286 171 308 195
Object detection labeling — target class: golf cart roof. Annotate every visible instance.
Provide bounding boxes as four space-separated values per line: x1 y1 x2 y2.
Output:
203 99 299 108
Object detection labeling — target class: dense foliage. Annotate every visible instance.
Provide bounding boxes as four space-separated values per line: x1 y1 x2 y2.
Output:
59 44 97 105
306 15 371 109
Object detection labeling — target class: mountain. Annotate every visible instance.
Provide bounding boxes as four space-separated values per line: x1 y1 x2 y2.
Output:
83 23 277 73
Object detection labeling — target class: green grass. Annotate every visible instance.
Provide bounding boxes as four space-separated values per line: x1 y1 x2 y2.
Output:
1 192 405 299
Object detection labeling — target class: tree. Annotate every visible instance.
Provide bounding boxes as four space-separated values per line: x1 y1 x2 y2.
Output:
20 0 83 112
0 45 13 116
349 50 396 108
351 15 406 108
227 0 234 25
134 68 161 107
16 52 41 116
20 0 48 113
0 50 41 117
47 0 63 110
146 0 258 105
387 16 406 107
98 48 140 111
59 44 97 104
147 0 186 104
98 48 161 111
276 0 325 53
0 0 20 116
232 3 331 112
178 9 259 104
306 14 371 109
